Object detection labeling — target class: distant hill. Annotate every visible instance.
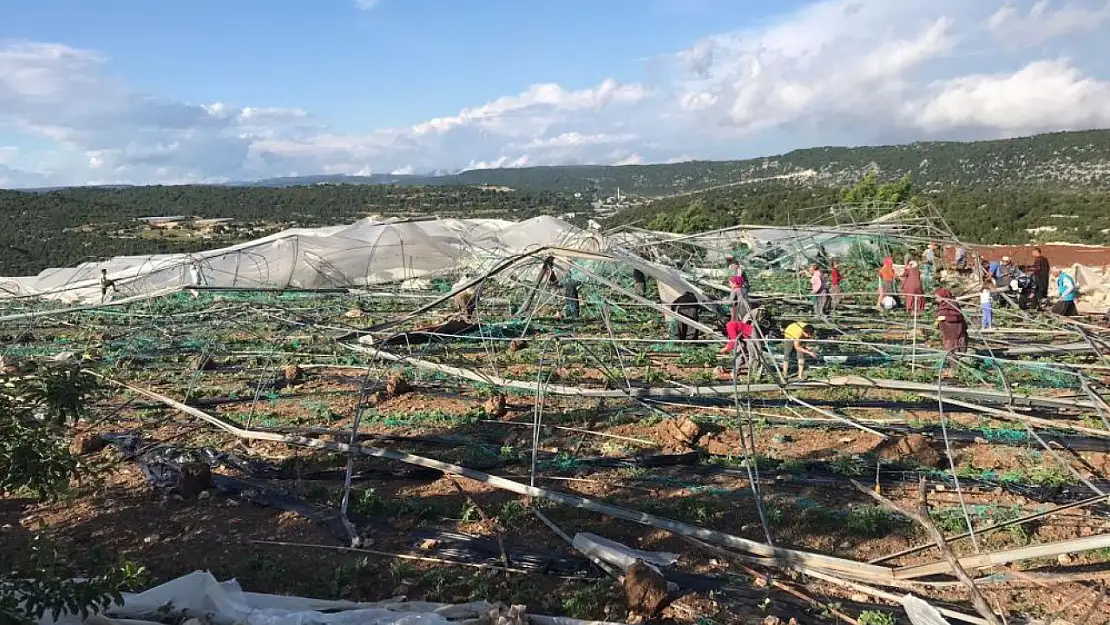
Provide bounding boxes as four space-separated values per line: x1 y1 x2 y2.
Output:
224 129 1110 197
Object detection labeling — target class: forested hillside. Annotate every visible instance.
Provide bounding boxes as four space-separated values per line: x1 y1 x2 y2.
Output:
4 129 1110 277
0 185 586 276
238 129 1110 197
610 176 1110 246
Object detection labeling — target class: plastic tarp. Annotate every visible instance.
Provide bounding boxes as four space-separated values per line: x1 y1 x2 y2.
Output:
41 571 502 625
0 216 605 304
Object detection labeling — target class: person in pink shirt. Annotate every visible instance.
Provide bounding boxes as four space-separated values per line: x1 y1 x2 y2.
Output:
810 263 829 318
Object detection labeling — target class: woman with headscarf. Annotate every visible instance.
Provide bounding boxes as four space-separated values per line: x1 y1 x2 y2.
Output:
877 256 897 310
727 274 751 320
902 260 925 314
935 287 968 373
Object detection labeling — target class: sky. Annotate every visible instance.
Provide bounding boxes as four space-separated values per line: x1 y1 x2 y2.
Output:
2 0 1110 188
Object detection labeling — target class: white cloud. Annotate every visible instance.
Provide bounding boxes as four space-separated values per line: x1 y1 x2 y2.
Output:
988 0 1110 44
354 0 380 10
0 146 16 165
410 80 649 138
1 0 1109 187
462 155 531 172
906 59 1110 134
519 132 636 150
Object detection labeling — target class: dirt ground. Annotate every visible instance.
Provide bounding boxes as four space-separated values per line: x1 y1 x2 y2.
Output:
5 373 1109 624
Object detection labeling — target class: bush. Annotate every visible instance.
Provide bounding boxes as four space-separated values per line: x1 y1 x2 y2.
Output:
0 363 142 624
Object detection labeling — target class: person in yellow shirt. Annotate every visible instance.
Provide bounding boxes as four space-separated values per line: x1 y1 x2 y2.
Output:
781 321 817 380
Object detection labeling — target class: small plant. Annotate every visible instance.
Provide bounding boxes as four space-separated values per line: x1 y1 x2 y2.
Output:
389 560 418 581
858 610 897 625
459 501 479 523
828 454 864 477
562 582 612 619
1026 464 1073 487
844 506 904 538
497 500 529 526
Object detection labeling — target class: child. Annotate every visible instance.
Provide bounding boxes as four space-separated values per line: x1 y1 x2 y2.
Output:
980 283 993 330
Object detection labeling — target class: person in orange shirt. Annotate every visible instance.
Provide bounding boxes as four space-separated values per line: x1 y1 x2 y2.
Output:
876 257 897 310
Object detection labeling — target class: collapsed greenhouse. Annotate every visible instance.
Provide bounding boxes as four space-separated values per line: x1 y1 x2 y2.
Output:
4 202 1110 625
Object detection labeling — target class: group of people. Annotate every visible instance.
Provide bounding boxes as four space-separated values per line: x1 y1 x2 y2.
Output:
978 248 1078 320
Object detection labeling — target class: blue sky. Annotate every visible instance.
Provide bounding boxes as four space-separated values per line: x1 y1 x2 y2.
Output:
2 0 1110 187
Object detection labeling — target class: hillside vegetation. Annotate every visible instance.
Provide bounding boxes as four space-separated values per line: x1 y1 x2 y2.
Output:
240 129 1110 197
3 129 1110 276
0 185 586 276
609 175 1110 246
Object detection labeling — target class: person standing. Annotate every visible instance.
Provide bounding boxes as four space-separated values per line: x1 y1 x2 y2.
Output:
902 260 926 315
99 268 117 303
727 274 751 320
1031 247 1050 304
562 274 581 320
810 263 829 318
829 259 844 310
877 257 897 310
980 282 994 330
923 242 937 283
737 265 751 300
1052 268 1079 316
955 246 968 273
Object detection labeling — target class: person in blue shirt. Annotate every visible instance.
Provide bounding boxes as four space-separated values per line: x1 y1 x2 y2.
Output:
1051 268 1078 317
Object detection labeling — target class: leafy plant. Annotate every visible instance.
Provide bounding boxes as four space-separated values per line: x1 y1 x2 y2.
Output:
562 582 612 619
0 363 143 624
858 610 897 625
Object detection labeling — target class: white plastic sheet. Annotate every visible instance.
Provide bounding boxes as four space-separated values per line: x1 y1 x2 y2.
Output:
40 571 491 625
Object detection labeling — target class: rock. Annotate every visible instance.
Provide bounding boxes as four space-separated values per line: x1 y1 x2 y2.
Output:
974 436 989 445
508 338 528 353
386 373 411 397
281 364 303 385
343 308 365 319
143 534 159 545
226 499 241 507
70 432 106 456
875 433 942 468
1058 553 1074 565
623 560 669 618
197 490 211 501
839 437 853 444
772 434 793 444
484 393 508 419
660 416 701 449
850 594 870 602
180 462 212 498
699 433 733 456
418 539 439 550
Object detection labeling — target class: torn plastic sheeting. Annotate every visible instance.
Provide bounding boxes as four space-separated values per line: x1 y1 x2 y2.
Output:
41 571 490 625
571 533 679 571
901 594 952 625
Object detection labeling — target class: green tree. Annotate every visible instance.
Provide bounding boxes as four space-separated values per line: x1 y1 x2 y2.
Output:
1 363 144 624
